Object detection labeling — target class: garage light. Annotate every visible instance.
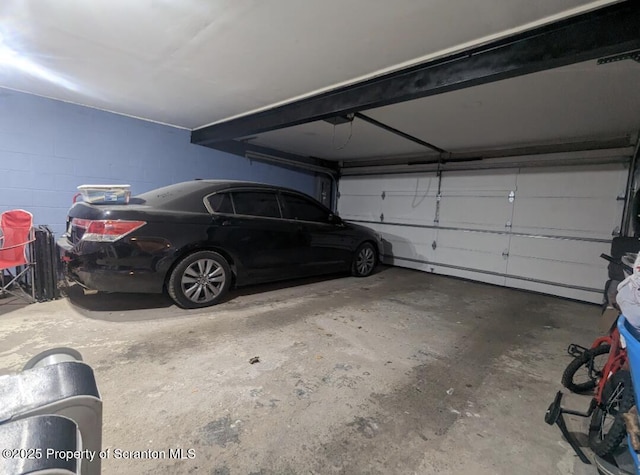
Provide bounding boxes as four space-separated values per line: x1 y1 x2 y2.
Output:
0 29 78 91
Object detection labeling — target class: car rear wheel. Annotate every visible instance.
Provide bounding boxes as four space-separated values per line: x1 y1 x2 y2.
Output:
352 242 377 277
168 251 231 309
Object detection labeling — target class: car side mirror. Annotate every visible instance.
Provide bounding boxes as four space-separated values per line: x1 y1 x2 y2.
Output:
328 214 343 225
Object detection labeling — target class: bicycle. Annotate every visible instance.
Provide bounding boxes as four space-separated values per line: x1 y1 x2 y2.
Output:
546 253 636 461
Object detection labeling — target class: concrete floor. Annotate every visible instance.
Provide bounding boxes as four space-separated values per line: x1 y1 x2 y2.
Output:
0 266 603 474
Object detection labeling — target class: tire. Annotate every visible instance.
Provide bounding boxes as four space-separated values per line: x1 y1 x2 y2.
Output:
588 370 635 457
167 251 231 309
561 344 611 393
352 242 377 277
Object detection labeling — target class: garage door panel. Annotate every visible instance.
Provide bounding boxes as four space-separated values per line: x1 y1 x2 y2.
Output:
339 176 386 195
387 257 431 274
435 229 509 274
439 196 512 231
433 265 507 287
511 197 623 239
515 165 628 198
379 174 438 224
508 236 608 267
376 225 436 262
507 254 605 290
505 278 602 304
511 164 627 239
338 195 380 221
507 238 607 290
380 173 438 193
440 169 518 193
382 194 437 225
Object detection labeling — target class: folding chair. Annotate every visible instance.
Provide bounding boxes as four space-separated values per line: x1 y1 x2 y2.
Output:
0 209 35 302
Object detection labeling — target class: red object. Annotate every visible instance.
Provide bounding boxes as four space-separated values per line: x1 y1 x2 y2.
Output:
590 328 627 405
0 209 34 268
0 209 35 302
72 218 146 242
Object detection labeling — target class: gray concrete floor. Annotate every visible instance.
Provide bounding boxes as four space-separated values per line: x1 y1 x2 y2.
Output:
0 266 603 474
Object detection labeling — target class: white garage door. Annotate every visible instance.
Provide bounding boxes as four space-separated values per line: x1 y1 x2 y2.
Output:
338 160 629 303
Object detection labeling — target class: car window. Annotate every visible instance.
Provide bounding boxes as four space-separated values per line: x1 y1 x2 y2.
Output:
280 193 330 223
206 193 234 214
232 191 281 218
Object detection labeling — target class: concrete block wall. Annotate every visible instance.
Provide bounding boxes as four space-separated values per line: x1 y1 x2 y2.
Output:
0 88 316 235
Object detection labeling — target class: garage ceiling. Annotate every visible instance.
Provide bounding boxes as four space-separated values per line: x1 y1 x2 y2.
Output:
247 59 640 160
0 0 625 130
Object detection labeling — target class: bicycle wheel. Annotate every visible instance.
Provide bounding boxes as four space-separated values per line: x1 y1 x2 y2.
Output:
588 370 635 457
561 344 611 393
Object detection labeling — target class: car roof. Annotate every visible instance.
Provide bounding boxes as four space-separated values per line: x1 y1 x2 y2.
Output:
134 180 312 211
137 179 304 196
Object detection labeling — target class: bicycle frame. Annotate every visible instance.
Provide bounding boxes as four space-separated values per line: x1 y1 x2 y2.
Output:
594 327 627 405
546 323 628 464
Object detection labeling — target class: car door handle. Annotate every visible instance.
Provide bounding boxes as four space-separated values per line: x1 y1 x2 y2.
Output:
214 217 233 226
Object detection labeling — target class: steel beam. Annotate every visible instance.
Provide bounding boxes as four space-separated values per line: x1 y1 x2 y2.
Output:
192 1 640 145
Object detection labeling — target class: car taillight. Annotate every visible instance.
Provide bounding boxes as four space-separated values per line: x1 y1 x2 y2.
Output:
73 219 146 242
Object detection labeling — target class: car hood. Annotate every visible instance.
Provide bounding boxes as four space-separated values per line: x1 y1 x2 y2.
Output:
344 221 380 238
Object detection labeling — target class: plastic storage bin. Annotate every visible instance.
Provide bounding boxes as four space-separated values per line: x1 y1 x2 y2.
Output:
77 185 131 204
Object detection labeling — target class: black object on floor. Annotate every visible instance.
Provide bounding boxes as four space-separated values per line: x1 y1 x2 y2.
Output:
33 225 61 302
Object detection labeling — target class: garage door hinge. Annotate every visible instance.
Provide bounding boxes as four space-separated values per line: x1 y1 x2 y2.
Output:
436 192 442 202
505 221 512 228
381 191 386 200
380 213 384 222
508 191 515 203
502 250 509 259
432 241 437 250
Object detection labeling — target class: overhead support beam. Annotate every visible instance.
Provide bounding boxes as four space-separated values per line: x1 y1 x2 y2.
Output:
208 140 339 175
340 148 633 177
353 112 447 154
340 136 636 170
191 1 640 145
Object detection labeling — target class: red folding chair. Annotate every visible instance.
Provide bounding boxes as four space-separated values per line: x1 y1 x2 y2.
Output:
0 209 36 302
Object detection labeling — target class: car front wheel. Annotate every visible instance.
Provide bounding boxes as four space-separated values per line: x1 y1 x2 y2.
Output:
352 242 377 277
168 251 231 308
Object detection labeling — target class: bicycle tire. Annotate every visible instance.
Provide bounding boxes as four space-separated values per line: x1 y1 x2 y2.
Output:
588 370 635 457
561 344 611 393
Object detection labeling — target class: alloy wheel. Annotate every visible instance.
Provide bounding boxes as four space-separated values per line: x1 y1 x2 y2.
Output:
181 258 226 303
356 247 375 275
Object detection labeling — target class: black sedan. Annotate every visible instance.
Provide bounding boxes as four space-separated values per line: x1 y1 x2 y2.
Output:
58 180 383 308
